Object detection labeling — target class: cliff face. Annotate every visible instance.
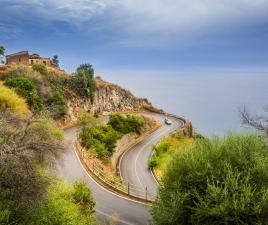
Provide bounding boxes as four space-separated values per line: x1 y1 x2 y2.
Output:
66 78 160 121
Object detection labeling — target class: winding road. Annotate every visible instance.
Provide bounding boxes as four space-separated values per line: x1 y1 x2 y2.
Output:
55 113 183 225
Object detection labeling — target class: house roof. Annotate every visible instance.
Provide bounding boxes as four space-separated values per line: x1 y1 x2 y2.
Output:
6 51 29 58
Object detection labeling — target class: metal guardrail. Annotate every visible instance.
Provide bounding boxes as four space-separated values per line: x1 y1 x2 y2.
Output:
73 112 187 204
74 140 156 203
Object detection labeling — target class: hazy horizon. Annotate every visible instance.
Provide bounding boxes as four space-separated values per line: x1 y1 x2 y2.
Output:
99 69 268 136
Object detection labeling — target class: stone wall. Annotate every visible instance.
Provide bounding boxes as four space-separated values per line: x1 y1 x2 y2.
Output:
111 133 138 169
6 53 29 66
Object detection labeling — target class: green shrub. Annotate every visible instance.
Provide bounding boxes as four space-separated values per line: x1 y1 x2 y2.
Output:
79 113 145 161
32 63 48 76
148 156 159 169
31 181 95 225
72 181 95 214
108 113 145 134
151 133 268 225
79 125 122 160
77 111 101 128
4 76 43 111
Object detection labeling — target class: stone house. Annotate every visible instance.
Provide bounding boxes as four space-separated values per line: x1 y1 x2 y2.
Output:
6 51 58 68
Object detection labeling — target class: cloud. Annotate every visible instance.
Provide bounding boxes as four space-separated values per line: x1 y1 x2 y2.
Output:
1 0 268 45
1 0 111 24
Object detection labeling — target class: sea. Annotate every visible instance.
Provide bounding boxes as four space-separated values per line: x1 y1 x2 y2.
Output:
100 69 268 136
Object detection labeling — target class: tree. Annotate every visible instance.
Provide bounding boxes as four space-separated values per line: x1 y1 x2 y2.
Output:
73 64 96 102
151 133 268 225
240 106 268 137
0 45 5 64
52 55 59 67
0 110 64 224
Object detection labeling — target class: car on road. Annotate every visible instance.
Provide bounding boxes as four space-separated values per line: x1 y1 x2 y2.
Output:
164 118 172 125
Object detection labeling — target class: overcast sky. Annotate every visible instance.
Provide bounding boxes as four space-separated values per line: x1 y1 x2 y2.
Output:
1 0 268 72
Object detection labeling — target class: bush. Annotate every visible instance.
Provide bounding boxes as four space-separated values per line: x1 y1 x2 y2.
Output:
77 111 101 128
108 113 145 134
32 63 48 76
72 181 95 214
31 181 95 225
79 125 122 160
4 76 43 111
0 85 29 116
151 133 268 225
148 156 159 169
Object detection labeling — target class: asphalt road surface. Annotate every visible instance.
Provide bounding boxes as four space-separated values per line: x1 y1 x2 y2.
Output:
119 113 184 200
55 113 183 225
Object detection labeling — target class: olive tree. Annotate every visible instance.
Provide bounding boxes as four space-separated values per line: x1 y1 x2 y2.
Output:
0 110 64 223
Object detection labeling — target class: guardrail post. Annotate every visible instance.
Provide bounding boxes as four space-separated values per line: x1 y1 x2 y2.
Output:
127 183 130 195
145 186 148 201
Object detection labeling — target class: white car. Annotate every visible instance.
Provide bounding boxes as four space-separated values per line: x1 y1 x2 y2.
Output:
164 118 172 125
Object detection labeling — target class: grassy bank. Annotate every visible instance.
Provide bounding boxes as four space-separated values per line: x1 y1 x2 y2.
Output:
148 134 195 179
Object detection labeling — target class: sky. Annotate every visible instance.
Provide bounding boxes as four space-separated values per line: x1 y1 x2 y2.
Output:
1 0 268 73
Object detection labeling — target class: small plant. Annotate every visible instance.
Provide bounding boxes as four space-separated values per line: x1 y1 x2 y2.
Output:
148 156 159 169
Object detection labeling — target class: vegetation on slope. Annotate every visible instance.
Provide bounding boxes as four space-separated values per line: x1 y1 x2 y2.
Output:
148 134 194 175
151 133 268 225
0 109 96 225
0 62 97 224
108 113 145 134
32 63 49 76
4 76 43 111
31 181 95 225
78 112 145 162
0 63 96 119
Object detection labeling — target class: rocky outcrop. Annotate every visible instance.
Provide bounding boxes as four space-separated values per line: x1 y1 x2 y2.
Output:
66 77 161 121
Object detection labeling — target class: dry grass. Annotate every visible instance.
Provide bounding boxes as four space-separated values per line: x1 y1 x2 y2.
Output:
0 85 30 117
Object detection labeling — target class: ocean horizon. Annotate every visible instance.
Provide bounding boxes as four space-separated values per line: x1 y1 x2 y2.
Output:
100 68 268 136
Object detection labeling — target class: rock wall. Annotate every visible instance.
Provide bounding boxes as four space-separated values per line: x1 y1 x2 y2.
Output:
66 78 159 121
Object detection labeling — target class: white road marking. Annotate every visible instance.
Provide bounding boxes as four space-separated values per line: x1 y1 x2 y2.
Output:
72 141 150 207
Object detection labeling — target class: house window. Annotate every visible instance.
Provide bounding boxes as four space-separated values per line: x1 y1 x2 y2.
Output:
19 58 21 62
43 61 46 65
30 60 34 64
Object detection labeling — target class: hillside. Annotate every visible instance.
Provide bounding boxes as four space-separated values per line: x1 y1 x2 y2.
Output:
0 64 162 123
66 77 159 121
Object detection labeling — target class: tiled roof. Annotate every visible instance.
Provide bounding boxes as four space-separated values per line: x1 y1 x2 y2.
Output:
6 51 29 58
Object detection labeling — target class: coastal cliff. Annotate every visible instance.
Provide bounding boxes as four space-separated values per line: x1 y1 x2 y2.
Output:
65 77 161 121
